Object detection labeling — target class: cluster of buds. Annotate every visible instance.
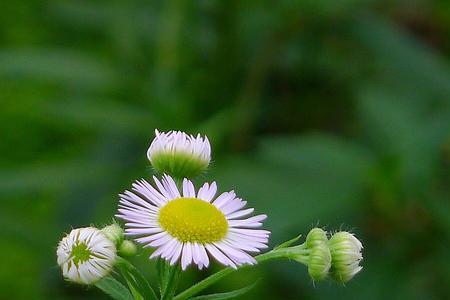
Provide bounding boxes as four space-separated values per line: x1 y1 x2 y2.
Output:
280 227 363 284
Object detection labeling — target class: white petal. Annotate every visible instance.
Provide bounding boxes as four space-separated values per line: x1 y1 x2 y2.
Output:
181 243 193 270
205 244 237 269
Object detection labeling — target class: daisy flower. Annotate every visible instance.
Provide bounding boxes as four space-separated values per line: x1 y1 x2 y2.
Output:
57 227 117 284
147 130 211 178
116 175 270 270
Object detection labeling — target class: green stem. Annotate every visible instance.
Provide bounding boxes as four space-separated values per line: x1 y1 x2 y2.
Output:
160 260 182 300
174 246 309 300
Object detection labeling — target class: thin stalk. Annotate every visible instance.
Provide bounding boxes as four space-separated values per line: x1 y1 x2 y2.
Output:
174 246 309 300
160 263 181 300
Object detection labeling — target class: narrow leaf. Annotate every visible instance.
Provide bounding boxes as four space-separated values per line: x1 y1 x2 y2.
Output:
116 258 158 300
274 234 302 250
190 281 258 300
95 276 133 300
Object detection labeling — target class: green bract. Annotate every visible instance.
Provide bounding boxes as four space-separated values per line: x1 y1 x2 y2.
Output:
150 152 209 179
305 228 331 281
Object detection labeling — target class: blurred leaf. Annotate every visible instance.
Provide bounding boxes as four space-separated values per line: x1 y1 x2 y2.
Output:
49 1 155 41
212 134 373 240
0 49 118 89
44 99 157 134
0 161 114 194
358 86 450 195
354 14 450 102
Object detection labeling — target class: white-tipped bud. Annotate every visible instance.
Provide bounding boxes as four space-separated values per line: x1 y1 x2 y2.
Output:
57 227 117 285
328 231 363 283
101 223 124 246
147 130 211 179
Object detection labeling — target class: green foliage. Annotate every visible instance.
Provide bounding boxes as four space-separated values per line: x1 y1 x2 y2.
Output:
1 0 449 299
96 276 134 300
189 281 258 300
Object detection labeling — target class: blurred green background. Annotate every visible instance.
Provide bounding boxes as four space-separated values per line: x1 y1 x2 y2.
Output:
1 0 449 299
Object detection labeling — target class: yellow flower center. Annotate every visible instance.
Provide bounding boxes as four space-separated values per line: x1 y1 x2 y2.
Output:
158 198 228 243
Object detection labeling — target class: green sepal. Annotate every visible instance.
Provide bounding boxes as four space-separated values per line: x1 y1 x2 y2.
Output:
151 152 209 179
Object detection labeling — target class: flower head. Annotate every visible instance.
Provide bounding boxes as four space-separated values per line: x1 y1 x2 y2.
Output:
117 174 270 270
328 231 363 283
147 130 211 178
57 227 117 285
305 228 331 282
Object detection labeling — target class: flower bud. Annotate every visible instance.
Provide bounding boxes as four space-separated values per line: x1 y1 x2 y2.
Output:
308 243 331 282
147 130 211 179
328 231 363 283
101 223 124 246
305 228 331 282
306 228 328 248
118 240 138 257
57 227 116 284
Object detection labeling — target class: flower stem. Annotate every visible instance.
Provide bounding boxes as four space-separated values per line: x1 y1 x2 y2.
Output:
174 246 309 300
160 260 181 300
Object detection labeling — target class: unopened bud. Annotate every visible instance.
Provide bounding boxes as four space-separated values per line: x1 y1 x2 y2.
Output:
306 228 328 248
101 224 124 246
308 243 331 281
328 231 363 283
305 228 331 282
147 130 211 179
118 240 138 257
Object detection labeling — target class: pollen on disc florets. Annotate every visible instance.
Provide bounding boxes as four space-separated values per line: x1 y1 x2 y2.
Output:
158 197 228 243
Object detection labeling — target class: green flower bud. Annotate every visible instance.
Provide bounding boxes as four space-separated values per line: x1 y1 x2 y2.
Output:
308 243 331 282
328 231 363 283
101 224 124 246
118 240 138 257
305 228 331 282
147 130 211 179
306 228 328 248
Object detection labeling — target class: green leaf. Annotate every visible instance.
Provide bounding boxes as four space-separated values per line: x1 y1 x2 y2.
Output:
120 270 144 300
95 276 133 300
160 261 181 300
274 234 302 250
190 281 258 300
116 258 158 300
